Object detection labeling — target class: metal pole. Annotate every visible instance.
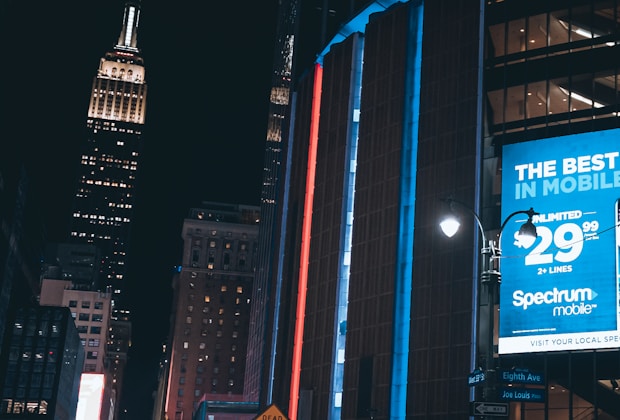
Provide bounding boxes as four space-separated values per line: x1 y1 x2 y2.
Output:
480 239 500 418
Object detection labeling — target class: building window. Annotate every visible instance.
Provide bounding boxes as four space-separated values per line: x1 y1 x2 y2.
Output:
79 313 90 321
88 339 100 347
81 301 91 309
199 343 206 349
179 377 185 384
204 296 210 303
92 314 103 322
236 286 243 294
94 301 104 310
69 300 78 308
77 326 88 334
87 351 98 359
186 317 192 324
90 326 102 334
220 285 227 292
209 240 216 248
183 342 189 349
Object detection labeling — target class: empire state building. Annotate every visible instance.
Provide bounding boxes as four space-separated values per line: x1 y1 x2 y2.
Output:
68 1 147 305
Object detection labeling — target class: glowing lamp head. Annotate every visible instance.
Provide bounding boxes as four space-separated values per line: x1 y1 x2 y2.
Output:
440 217 461 238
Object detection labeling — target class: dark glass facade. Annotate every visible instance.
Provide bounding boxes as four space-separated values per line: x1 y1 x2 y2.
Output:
481 1 620 418
0 306 84 419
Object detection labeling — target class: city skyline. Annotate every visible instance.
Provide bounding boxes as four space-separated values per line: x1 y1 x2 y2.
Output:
1 0 278 417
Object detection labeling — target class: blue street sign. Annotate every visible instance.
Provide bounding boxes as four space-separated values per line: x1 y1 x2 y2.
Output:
468 369 485 386
499 387 545 403
499 368 544 385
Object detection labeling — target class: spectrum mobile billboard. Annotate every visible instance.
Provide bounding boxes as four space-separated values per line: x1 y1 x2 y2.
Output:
499 128 620 354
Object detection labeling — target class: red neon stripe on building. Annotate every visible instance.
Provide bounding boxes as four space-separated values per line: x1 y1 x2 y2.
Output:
288 63 323 420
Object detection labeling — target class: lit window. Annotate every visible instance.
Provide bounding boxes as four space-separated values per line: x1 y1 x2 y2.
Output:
183 342 189 349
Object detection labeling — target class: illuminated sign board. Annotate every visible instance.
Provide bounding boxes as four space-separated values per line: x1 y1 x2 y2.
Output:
499 128 620 354
76 373 104 420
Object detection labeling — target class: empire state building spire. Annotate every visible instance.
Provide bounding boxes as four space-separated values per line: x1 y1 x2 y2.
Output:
116 1 141 52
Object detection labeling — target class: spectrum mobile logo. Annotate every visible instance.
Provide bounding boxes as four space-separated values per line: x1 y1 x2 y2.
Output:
513 287 598 316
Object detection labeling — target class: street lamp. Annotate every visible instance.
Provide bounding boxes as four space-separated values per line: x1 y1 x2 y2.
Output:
439 198 538 415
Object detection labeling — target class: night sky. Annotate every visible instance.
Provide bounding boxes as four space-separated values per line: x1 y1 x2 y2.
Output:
1 0 278 418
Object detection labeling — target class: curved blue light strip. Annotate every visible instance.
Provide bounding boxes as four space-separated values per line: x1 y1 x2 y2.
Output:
327 34 364 420
313 1 422 418
315 0 401 66
391 2 423 419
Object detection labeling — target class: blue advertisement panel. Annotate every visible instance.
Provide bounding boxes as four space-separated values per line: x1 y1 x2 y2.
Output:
499 128 620 354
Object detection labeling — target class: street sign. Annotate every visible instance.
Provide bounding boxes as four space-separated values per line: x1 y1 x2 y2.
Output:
468 369 486 386
499 387 545 403
470 402 508 417
254 404 289 420
499 368 544 385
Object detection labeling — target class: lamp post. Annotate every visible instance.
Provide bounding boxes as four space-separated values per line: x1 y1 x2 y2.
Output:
439 198 538 417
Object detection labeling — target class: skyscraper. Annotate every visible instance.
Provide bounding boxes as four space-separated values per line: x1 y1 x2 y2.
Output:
68 0 147 306
244 0 300 405
65 2 146 417
164 202 260 419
